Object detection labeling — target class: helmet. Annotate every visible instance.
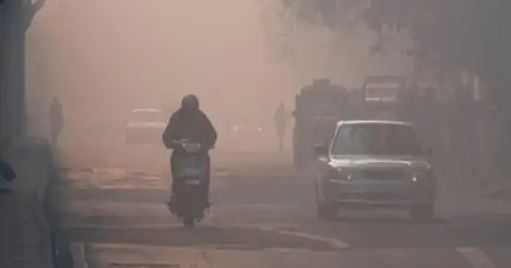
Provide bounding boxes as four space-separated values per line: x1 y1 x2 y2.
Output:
181 94 200 111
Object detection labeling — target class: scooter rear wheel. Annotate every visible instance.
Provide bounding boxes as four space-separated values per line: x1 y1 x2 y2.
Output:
183 217 195 228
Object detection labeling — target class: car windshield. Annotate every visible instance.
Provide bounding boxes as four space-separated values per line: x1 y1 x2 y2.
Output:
331 123 422 156
130 111 164 123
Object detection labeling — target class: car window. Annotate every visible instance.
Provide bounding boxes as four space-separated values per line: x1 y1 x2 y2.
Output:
331 124 422 156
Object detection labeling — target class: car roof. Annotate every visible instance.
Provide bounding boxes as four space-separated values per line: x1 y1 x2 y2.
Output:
337 120 411 127
131 108 162 113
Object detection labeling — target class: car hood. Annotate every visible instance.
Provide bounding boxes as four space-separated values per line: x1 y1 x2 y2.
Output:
328 155 431 170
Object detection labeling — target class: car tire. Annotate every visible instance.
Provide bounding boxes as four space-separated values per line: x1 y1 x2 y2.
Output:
317 203 337 220
409 203 434 221
315 183 337 220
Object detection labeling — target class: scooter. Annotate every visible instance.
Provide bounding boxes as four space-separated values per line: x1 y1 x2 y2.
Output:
167 139 212 227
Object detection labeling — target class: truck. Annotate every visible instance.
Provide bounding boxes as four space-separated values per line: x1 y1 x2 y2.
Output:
355 75 407 120
292 78 350 169
292 76 416 169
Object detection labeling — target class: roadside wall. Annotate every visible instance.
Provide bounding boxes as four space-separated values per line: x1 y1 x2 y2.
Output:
1 1 56 267
1 0 26 154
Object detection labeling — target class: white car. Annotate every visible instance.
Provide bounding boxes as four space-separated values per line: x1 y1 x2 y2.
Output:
125 108 168 145
314 120 437 221
232 124 263 133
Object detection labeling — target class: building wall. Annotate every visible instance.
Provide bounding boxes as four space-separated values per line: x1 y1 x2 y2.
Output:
0 3 8 152
0 0 26 155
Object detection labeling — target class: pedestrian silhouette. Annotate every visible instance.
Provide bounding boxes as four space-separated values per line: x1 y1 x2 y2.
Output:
273 102 288 152
49 98 64 146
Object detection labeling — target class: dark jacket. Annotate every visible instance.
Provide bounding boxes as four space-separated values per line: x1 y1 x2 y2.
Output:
162 109 217 150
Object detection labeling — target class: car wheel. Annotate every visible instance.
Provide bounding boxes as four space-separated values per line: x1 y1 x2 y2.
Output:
409 203 434 221
317 203 337 220
315 183 337 220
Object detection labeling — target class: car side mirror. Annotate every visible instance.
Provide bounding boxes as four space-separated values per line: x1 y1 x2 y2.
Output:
314 144 328 156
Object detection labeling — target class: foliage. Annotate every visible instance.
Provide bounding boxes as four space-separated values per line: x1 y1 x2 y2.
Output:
281 0 509 93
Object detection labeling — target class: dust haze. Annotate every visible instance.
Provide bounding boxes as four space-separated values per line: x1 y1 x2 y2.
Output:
24 0 412 167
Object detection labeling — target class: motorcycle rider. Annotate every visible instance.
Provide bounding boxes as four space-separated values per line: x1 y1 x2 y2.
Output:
162 94 217 212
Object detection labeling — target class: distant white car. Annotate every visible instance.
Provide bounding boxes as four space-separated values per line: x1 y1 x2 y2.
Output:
125 108 167 145
232 125 263 133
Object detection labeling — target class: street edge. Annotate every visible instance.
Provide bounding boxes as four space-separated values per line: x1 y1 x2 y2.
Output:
456 247 498 268
276 230 351 250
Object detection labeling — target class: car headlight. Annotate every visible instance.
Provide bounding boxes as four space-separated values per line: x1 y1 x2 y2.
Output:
411 170 434 182
327 168 354 182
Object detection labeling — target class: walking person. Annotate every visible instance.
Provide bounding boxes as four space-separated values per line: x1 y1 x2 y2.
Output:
273 102 289 152
49 97 64 147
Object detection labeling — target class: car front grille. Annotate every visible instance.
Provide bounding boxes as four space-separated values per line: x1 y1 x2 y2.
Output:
360 193 406 201
359 169 404 180
339 192 407 201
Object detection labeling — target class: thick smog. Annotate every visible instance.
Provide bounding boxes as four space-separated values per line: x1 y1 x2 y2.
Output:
1 0 511 268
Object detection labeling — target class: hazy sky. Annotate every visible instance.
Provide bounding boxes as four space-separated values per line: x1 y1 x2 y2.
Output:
24 0 412 162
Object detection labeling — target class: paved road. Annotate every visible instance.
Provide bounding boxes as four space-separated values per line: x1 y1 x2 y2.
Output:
51 153 511 268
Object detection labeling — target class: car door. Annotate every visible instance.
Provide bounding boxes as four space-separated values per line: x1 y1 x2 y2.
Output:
315 124 338 184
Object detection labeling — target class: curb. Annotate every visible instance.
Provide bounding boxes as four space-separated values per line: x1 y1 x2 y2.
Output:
36 156 55 268
47 165 88 268
46 157 75 268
